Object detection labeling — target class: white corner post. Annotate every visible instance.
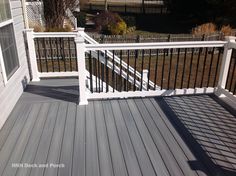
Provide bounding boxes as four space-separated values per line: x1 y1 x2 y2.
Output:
25 29 40 82
22 0 29 29
75 30 88 105
217 37 236 94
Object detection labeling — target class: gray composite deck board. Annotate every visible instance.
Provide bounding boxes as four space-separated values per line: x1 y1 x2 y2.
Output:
15 103 52 176
0 79 236 176
30 102 60 176
72 105 86 176
43 102 68 176
85 101 100 176
120 99 157 176
94 101 114 176
102 100 128 176
148 98 208 176
161 94 236 175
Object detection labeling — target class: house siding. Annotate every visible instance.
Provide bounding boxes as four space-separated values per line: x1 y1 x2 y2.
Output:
0 0 30 129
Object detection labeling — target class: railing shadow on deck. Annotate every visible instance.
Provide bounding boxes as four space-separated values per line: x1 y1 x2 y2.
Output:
24 82 79 103
156 95 236 176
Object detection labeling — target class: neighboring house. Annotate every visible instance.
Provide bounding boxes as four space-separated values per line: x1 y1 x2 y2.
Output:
0 0 29 128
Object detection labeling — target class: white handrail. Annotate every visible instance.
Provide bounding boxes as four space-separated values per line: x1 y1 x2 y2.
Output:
85 41 227 50
33 32 77 38
80 31 158 90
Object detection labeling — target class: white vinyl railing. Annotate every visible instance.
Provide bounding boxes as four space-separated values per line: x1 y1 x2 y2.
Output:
25 28 236 105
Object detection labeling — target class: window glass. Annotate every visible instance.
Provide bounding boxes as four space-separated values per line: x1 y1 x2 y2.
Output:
0 0 11 23
0 24 19 79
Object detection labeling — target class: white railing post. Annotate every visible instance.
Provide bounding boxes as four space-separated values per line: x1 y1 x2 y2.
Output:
25 29 40 82
217 36 236 90
75 30 88 105
142 69 148 90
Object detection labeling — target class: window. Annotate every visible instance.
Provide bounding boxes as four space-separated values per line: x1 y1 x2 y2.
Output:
0 0 11 22
0 0 19 81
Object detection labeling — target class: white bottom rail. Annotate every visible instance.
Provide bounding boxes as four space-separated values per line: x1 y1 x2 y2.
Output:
88 87 216 100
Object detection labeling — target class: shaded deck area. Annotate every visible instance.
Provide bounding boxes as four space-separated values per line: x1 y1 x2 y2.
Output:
0 79 235 176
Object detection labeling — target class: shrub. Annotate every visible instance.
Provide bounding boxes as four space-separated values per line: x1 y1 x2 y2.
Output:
108 20 127 35
220 25 233 35
29 22 45 32
94 11 127 35
192 23 217 35
45 24 73 32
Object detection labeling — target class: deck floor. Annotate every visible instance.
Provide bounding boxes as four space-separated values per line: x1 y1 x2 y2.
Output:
0 79 235 176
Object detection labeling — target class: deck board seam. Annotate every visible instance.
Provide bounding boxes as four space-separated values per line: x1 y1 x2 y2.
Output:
127 99 159 176
167 96 230 173
56 102 69 176
109 100 130 176
101 101 116 176
139 98 186 176
0 105 33 175
2 104 43 176
118 100 145 176
71 104 78 176
39 102 60 176
149 98 204 176
15 103 51 176
180 96 236 169
128 98 171 176
93 101 102 176
0 104 27 151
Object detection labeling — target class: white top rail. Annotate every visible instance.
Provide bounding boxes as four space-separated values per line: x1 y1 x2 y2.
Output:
85 41 227 50
32 32 78 38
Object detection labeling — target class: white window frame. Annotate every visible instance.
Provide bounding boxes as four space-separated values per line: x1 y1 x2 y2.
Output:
0 0 19 85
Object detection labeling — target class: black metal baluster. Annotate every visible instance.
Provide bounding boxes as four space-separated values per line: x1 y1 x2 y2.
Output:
234 81 236 95
68 38 72 71
140 49 144 91
133 50 137 91
167 48 173 89
112 50 115 92
74 41 78 71
36 38 43 72
213 48 222 87
207 47 215 87
161 49 166 90
154 49 159 90
229 60 236 92
42 38 48 72
94 53 97 92
181 48 187 89
200 48 208 87
120 50 123 91
187 48 194 88
89 51 93 93
194 47 202 88
101 52 104 92
61 38 67 72
105 50 109 92
127 50 130 91
174 48 180 90
98 51 101 93
147 49 152 91
49 38 55 72
55 38 61 72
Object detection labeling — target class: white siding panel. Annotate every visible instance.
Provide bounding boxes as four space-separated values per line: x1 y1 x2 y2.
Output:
11 8 22 18
0 0 30 129
11 1 22 9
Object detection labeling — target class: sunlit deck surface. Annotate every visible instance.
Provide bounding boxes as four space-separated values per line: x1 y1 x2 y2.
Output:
0 78 235 176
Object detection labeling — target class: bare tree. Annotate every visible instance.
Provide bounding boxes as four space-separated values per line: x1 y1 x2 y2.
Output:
105 0 108 11
43 0 79 28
